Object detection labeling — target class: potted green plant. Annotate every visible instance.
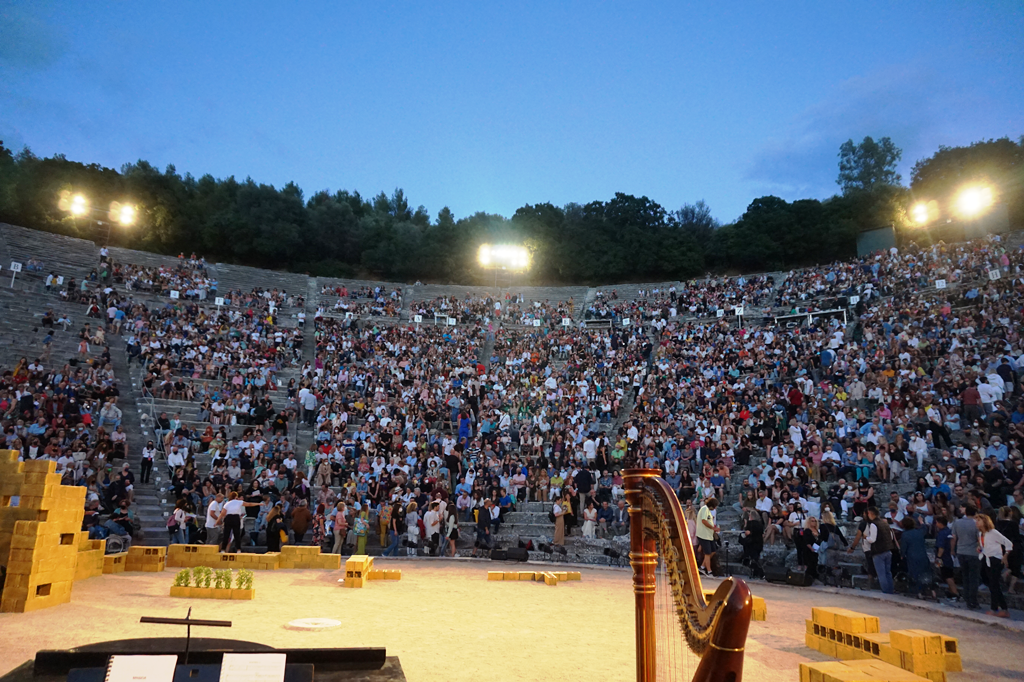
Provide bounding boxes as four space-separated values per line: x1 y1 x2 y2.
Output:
192 566 214 599
170 569 191 598
212 569 233 599
233 569 255 600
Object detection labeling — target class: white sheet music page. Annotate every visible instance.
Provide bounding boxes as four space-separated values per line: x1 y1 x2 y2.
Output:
106 655 177 682
219 653 287 682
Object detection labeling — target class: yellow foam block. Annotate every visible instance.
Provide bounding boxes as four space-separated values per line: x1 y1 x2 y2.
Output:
487 571 504 581
834 609 880 634
890 630 928 656
543 572 558 586
343 577 364 588
367 569 385 580
565 571 581 581
384 569 401 580
900 652 945 676
517 571 534 581
800 662 856 682
844 660 931 680
905 631 944 656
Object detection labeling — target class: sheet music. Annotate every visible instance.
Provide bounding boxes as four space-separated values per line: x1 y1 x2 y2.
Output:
106 655 177 682
218 653 286 682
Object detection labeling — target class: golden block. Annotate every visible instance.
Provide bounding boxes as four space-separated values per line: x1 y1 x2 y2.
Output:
344 577 364 588
543 572 558 586
900 652 945 676
565 571 581 581
502 571 517 580
890 630 928 656
367 569 385 580
20 459 56 474
800 662 855 682
384 570 401 580
487 571 504 581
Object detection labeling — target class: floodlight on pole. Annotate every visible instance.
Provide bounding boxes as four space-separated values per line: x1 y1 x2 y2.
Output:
953 185 994 219
111 201 137 226
70 194 89 216
911 202 929 225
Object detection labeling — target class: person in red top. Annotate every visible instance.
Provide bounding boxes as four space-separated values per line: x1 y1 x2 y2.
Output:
787 385 803 418
961 383 982 423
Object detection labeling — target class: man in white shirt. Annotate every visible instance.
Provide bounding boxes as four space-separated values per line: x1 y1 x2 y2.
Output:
166 447 185 475
908 434 929 471
205 493 225 546
423 501 442 555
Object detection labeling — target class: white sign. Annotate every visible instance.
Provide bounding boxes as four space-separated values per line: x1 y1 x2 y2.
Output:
935 280 946 290
57 276 64 285
413 315 423 323
849 295 860 305
988 269 1001 281
734 306 744 316
533 319 541 327
9 262 22 273
169 290 180 299
214 297 225 306
716 309 725 318
561 317 571 327
622 318 631 326
447 317 457 326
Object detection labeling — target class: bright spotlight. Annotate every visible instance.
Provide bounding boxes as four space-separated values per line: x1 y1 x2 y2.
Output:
911 202 929 225
69 194 89 216
954 185 994 218
478 243 529 271
114 202 136 226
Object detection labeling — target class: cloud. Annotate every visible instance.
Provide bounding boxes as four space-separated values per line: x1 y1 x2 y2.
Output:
744 64 946 201
0 6 65 68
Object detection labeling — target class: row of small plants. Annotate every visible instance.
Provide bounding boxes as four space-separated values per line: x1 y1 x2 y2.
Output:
173 566 254 590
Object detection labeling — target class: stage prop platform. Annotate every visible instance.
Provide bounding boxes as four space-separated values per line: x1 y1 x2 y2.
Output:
0 639 406 682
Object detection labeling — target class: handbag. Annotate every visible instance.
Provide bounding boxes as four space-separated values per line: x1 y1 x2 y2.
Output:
279 529 289 545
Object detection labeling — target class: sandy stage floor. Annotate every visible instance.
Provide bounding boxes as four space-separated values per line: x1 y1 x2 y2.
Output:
1 560 1021 682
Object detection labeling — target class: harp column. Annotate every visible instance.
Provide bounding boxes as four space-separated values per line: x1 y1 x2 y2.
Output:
624 468 661 682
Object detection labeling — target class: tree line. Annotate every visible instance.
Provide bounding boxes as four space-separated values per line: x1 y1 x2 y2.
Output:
0 135 1020 284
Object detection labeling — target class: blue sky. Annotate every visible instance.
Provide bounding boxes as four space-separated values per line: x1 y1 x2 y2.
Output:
1 1 1022 223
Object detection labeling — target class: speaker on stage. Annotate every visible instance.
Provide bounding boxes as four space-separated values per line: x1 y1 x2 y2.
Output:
505 547 529 561
787 567 815 586
762 564 789 583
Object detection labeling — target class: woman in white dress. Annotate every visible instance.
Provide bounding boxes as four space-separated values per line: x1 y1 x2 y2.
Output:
582 501 598 539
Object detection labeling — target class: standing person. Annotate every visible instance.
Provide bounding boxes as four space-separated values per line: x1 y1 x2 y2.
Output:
217 491 260 553
899 517 934 599
140 440 156 484
445 504 460 557
582 501 598 539
331 502 349 554
291 500 311 544
976 514 1013 617
424 501 442 556
933 516 960 602
266 505 285 552
205 493 225 546
697 498 720 577
552 495 566 546
382 502 402 557
311 504 327 550
354 505 370 555
864 507 895 594
473 499 493 556
168 499 189 545
951 505 982 609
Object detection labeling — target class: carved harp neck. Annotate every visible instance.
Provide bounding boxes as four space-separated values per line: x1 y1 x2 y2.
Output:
624 468 752 682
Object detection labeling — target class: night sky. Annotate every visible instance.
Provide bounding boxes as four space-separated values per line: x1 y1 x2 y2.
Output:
2 1 1022 222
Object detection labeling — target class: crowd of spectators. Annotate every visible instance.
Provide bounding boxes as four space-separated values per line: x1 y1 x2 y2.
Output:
8 230 1024 618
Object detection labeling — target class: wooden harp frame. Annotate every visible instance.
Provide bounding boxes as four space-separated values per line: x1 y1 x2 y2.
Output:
624 468 752 682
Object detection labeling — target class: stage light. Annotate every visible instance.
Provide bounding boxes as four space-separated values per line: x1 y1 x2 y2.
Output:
478 243 530 271
911 203 929 225
113 202 136 226
954 185 993 218
69 194 89 216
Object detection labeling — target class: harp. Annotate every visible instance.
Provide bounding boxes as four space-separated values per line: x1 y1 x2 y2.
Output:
624 468 752 682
